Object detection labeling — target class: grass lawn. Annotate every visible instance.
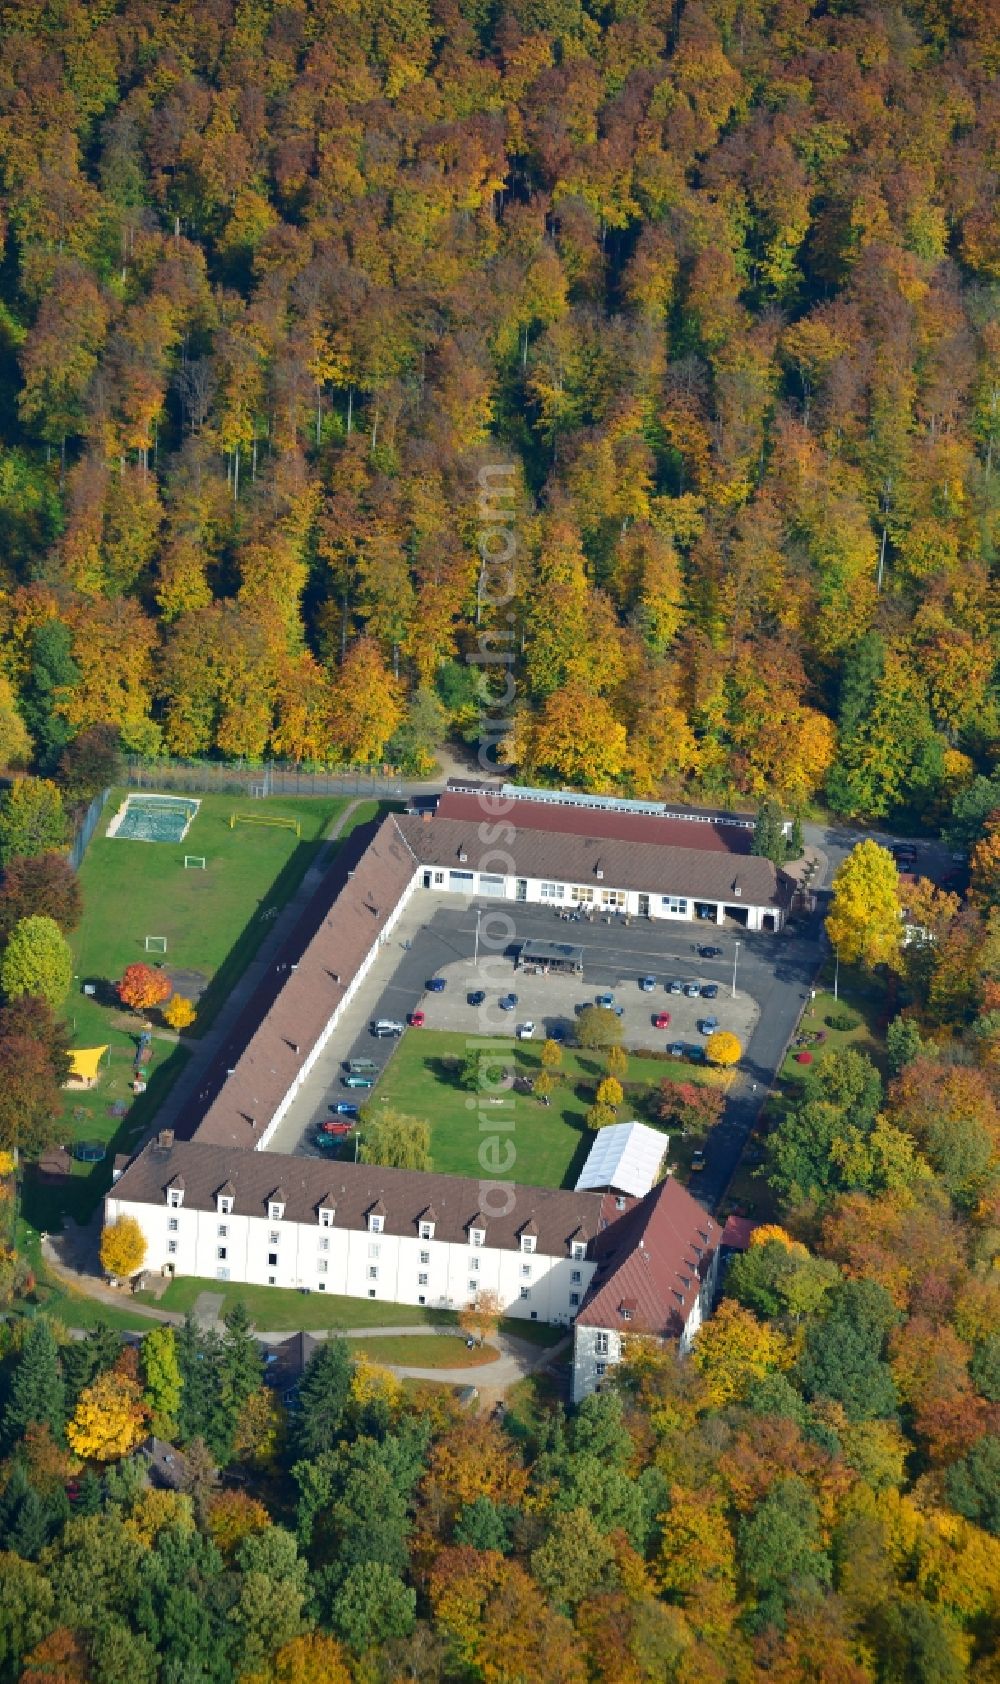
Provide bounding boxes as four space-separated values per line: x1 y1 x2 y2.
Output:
351 1334 496 1368
134 1275 462 1331
370 1029 715 1189
21 794 379 1236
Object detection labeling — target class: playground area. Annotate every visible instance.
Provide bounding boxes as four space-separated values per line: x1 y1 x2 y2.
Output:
106 792 201 843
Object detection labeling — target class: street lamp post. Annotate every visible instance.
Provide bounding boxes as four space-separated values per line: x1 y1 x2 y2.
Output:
731 938 741 999
473 905 481 968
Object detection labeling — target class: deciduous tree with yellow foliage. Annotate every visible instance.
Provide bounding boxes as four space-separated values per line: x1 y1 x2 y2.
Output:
66 1368 149 1462
826 841 903 972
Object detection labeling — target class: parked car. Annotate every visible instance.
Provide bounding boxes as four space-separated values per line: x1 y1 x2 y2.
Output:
408 1010 426 1027
696 906 716 920
639 975 656 992
653 1011 672 1030
319 1119 354 1136
468 989 486 1006
427 977 447 992
345 1058 377 1074
668 1041 686 1057
690 1149 706 1173
516 1021 536 1040
683 981 701 997
371 1019 404 1037
313 1131 342 1150
687 1045 706 1063
699 1016 720 1034
668 979 684 995
342 1074 374 1089
596 992 615 1008
698 944 723 959
332 1102 359 1117
499 993 518 1010
548 1022 568 1042
701 983 719 1000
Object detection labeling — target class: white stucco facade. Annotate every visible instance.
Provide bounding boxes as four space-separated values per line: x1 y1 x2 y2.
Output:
570 1245 721 1402
416 865 779 931
106 1184 598 1326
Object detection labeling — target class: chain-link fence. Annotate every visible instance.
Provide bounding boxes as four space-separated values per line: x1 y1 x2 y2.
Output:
68 787 111 870
125 757 407 799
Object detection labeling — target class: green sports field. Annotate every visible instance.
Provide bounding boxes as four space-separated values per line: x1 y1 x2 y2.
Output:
22 792 376 1235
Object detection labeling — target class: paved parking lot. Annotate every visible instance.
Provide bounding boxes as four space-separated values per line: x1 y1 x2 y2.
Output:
269 891 815 1177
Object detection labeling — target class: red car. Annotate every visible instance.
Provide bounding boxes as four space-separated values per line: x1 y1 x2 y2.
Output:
320 1119 355 1136
409 1009 426 1027
653 1011 672 1030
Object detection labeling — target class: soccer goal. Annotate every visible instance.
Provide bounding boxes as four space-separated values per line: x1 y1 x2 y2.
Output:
229 812 301 838
145 936 168 954
184 855 207 870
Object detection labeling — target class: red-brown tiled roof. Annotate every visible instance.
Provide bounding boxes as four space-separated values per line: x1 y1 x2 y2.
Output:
721 1215 760 1251
397 813 785 910
436 790 753 855
575 1176 719 1339
191 815 419 1150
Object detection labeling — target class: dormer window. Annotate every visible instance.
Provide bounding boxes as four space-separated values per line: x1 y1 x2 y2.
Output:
469 1227 485 1247
418 1220 434 1240
167 1188 183 1209
622 1307 633 1322
269 1201 284 1222
571 1241 586 1261
369 1214 384 1234
319 1207 335 1228
217 1195 233 1216
520 1234 536 1254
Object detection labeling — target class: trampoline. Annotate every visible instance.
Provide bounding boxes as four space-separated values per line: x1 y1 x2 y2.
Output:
73 1141 107 1163
107 793 200 844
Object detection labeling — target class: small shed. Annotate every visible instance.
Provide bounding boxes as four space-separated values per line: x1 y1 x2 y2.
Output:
517 939 584 975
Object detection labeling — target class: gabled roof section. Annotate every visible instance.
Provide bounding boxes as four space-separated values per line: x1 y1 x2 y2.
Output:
575 1177 720 1340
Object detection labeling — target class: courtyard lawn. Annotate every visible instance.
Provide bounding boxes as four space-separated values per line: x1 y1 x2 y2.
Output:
351 1334 496 1368
369 1029 702 1188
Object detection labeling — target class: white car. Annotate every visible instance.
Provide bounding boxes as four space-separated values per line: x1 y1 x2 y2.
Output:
516 1021 536 1040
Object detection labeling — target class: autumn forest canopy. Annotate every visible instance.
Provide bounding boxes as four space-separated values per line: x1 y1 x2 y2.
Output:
0 0 999 807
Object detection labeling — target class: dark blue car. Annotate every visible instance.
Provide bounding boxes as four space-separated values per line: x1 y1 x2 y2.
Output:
333 1102 359 1117
427 977 446 992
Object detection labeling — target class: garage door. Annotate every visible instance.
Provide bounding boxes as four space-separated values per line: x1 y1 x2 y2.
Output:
479 874 506 896
449 869 474 888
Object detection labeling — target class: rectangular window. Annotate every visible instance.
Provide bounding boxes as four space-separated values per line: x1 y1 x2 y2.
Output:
418 1272 428 1286
268 1252 278 1267
218 1225 229 1239
319 1208 334 1227
468 1280 478 1294
167 1240 178 1255
268 1275 276 1286
571 1243 585 1261
470 1229 485 1247
318 1237 330 1253
520 1287 530 1301
268 1205 283 1222
318 1282 327 1291
433 870 444 884
469 1256 480 1272
368 1288 376 1299
600 888 626 908
317 1260 328 1274
622 1308 632 1322
218 1197 233 1216
661 895 689 915
269 1230 280 1245
217 1246 227 1261
369 1216 384 1234
595 1332 610 1355
540 881 565 900
168 1218 178 1233
570 884 594 903
369 1242 381 1259
418 1222 434 1239
520 1263 532 1279
615 1195 626 1211
368 1265 378 1280
520 1235 536 1254
571 1269 582 1283
570 1292 580 1307
596 1362 606 1377
418 1294 426 1305
168 1190 182 1209
217 1267 230 1282
420 1250 430 1264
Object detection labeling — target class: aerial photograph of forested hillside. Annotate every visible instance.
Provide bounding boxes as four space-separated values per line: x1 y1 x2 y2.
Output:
0 0 998 1679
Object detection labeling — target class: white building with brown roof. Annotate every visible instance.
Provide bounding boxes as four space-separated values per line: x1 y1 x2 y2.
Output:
571 1175 720 1402
107 1135 619 1326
